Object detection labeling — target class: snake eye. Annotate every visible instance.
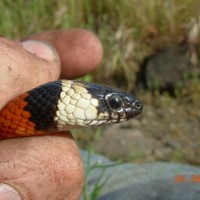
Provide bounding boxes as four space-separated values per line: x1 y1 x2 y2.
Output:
108 94 122 110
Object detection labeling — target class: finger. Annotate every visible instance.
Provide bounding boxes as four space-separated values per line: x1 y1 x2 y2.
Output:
24 29 103 78
0 29 103 110
0 38 60 110
0 133 84 200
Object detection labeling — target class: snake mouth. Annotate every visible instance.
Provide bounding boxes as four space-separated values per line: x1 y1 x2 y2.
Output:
95 98 143 124
125 99 143 119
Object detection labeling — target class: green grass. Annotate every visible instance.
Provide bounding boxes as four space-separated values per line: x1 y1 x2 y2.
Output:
0 0 199 90
83 149 121 200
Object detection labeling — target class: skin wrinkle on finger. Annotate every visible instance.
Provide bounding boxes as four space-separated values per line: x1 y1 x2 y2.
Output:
0 135 84 200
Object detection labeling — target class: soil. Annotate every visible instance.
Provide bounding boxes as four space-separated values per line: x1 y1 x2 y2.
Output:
91 101 200 165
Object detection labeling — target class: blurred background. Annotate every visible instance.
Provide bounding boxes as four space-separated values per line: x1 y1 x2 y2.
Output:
1 0 200 166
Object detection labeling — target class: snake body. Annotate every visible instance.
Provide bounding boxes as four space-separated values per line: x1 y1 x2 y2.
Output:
0 80 142 139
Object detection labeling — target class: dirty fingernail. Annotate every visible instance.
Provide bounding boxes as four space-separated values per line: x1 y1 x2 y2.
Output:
21 40 59 61
0 184 22 200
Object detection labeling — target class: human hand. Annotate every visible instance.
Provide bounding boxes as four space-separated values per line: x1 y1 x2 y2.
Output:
0 29 103 200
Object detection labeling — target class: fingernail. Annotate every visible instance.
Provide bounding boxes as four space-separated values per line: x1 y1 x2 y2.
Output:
0 184 22 200
21 40 59 62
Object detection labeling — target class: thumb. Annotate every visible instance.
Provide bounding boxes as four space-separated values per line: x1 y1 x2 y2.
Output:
0 184 21 200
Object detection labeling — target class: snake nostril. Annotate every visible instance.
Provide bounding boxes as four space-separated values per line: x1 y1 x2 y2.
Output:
134 100 142 110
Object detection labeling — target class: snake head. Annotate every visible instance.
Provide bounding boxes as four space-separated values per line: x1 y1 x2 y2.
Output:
104 90 143 120
56 80 143 128
85 82 143 125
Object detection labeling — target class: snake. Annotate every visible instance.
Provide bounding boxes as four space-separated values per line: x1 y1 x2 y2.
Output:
0 80 143 140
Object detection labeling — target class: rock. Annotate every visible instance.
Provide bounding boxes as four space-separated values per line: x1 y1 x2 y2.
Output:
80 151 200 200
137 45 200 94
92 121 158 161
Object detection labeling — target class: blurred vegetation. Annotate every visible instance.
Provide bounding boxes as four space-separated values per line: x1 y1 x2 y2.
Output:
1 1 200 166
0 0 199 90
